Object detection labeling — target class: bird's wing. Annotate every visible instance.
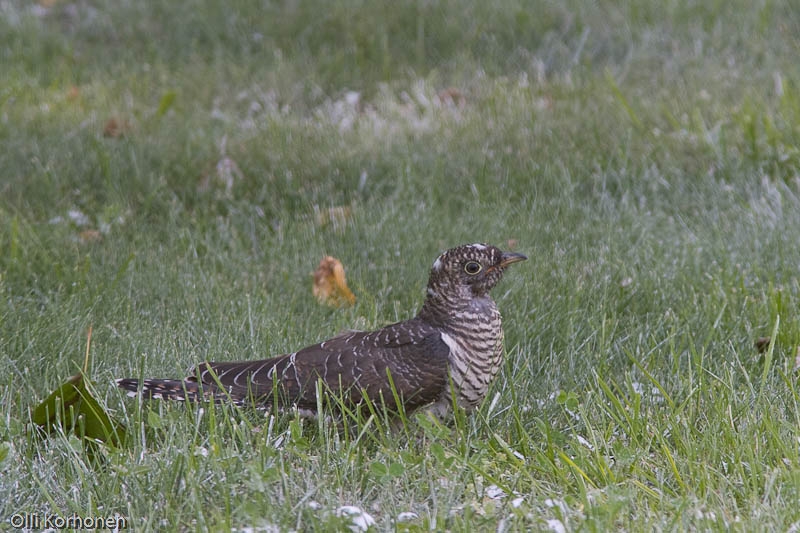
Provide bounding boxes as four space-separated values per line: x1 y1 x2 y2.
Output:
191 318 450 412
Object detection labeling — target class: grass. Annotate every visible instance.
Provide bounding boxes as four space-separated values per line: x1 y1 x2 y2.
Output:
2 0 800 530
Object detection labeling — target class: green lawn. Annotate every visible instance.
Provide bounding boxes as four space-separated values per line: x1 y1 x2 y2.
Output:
3 0 800 530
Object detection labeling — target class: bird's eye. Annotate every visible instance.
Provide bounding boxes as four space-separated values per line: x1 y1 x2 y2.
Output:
464 261 482 275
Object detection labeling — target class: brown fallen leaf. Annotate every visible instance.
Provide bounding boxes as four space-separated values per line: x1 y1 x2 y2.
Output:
67 85 81 101
103 117 130 138
755 336 772 354
314 205 352 230
437 87 466 109
313 256 356 307
79 229 103 243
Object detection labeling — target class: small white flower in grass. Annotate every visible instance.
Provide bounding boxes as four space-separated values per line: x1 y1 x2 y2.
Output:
344 91 361 107
210 108 228 121
497 516 510 533
308 501 322 510
396 512 418 522
438 477 454 488
233 526 280 533
336 506 375 532
544 499 568 515
694 509 716 521
485 485 507 499
195 446 209 457
575 434 594 451
68 209 90 226
448 505 464 517
546 519 566 533
511 497 525 508
631 381 664 402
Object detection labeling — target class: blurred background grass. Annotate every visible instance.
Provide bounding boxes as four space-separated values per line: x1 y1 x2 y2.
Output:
2 0 800 530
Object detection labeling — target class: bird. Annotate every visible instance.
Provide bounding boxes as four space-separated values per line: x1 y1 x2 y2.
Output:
116 243 526 417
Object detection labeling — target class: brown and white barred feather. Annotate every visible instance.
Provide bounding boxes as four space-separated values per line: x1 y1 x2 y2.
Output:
117 319 451 414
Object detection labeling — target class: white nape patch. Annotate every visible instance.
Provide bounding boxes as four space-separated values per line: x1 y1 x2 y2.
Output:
470 243 487 250
439 331 460 357
336 506 376 532
546 519 567 533
432 257 443 271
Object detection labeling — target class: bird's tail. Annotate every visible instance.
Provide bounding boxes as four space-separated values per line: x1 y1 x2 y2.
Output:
116 378 241 404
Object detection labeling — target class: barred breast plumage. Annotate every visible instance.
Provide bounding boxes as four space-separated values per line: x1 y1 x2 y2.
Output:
117 243 526 417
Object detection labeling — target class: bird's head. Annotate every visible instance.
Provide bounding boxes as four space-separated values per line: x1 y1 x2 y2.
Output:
425 243 527 302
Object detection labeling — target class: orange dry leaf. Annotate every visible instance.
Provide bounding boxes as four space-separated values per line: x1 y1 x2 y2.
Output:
78 229 103 243
437 87 466 108
103 117 130 138
313 256 356 307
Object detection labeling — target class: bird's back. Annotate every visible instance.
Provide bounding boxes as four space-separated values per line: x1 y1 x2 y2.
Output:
120 318 451 415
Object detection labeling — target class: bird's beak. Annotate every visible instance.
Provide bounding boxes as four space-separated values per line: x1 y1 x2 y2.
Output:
498 251 527 268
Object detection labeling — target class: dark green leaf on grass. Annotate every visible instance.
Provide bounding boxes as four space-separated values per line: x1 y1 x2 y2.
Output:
31 326 126 449
32 373 127 447
387 461 405 477
369 461 388 477
32 374 82 429
147 410 164 430
556 390 579 411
